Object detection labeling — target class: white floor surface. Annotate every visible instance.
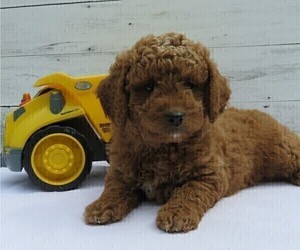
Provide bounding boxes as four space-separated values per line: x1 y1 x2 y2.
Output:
1 162 300 250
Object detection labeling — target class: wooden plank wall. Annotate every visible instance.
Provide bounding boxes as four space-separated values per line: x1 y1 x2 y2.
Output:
1 0 300 152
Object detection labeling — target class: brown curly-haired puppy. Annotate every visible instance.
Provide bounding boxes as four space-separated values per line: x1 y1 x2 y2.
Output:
84 32 300 232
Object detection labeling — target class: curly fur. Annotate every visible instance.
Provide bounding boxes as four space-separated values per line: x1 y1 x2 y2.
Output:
84 32 300 232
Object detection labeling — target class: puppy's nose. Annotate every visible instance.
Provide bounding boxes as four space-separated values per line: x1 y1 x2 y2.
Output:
165 112 185 126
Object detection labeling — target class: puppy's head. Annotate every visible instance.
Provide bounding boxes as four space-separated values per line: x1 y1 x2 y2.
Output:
98 33 230 145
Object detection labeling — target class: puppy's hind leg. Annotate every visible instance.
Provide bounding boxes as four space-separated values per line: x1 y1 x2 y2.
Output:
289 135 300 186
285 133 300 186
271 132 300 186
263 131 300 186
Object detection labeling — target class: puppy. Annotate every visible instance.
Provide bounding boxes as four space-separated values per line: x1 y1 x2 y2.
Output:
84 32 300 232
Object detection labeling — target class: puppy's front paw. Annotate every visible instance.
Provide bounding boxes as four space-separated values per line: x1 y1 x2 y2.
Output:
156 206 199 233
84 200 124 225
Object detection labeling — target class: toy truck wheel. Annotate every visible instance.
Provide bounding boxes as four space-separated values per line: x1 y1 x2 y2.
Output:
23 126 92 191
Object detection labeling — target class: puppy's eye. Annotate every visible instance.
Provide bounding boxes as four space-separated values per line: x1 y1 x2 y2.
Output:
145 82 155 92
184 82 195 89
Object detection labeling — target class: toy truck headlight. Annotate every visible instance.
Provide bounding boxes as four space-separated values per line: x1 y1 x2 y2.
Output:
13 107 26 121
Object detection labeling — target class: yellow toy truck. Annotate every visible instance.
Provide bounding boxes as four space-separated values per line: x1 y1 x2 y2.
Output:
3 73 111 191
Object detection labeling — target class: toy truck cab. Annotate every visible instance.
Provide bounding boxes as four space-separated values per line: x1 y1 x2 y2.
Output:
3 73 111 191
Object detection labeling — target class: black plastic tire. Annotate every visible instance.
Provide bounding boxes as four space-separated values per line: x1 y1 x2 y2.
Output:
23 125 92 191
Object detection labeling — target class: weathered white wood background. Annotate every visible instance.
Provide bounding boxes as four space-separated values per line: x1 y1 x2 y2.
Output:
1 0 300 152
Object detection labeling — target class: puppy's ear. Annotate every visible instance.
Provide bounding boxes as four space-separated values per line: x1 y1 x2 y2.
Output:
204 51 231 123
97 57 129 127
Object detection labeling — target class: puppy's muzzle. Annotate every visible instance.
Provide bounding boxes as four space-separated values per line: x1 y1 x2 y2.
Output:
165 112 185 127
